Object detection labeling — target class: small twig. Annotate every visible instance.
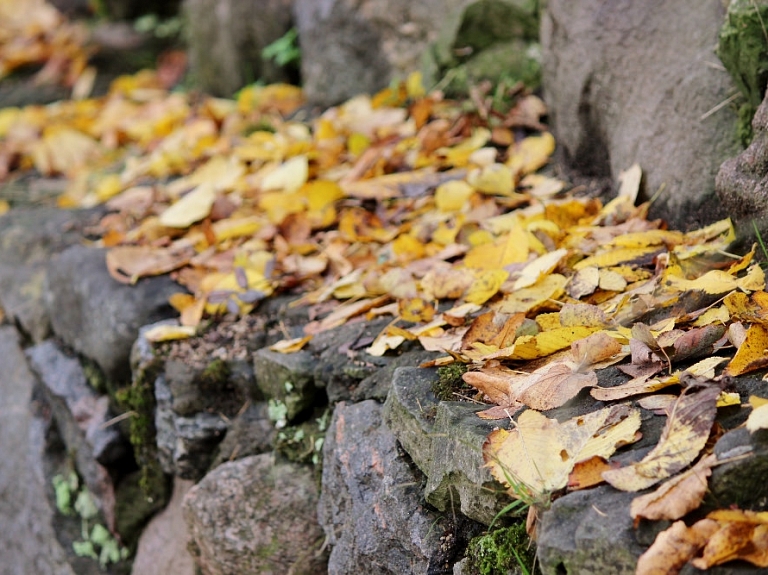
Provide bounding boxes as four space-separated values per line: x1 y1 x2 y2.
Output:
700 92 740 121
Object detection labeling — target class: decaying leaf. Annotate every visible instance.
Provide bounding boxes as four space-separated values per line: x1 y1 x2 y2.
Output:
602 385 720 491
483 404 641 498
726 323 768 376
630 454 716 524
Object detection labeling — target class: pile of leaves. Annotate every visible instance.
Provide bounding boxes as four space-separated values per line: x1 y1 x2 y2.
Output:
4 8 768 573
0 0 91 86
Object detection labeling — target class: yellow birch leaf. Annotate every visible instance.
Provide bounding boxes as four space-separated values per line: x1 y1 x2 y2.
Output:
484 404 640 498
94 174 123 202
495 274 567 314
467 163 515 196
693 305 730 327
717 392 741 408
513 248 568 290
143 324 196 343
725 324 768 376
261 155 309 192
510 326 600 360
435 179 475 212
464 226 528 270
269 335 313 353
159 182 216 228
506 131 555 176
665 265 765 295
464 269 509 305
598 269 627 292
304 180 345 211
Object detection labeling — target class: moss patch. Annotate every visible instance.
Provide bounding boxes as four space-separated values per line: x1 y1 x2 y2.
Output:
465 522 537 575
718 0 768 144
433 363 470 401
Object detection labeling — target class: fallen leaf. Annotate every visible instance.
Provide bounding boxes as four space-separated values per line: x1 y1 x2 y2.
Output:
636 519 719 575
630 454 716 523
159 182 216 228
726 323 768 376
143 324 196 342
602 385 720 491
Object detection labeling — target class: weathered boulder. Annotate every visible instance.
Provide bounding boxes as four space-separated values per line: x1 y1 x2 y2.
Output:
294 0 539 106
717 89 768 240
183 453 327 575
131 477 195 575
541 0 742 230
318 399 450 574
0 207 103 342
0 326 76 575
253 348 317 423
45 246 184 382
184 0 294 96
536 485 645 575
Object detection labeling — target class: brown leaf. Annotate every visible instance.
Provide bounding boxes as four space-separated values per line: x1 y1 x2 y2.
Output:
636 519 719 575
630 454 716 524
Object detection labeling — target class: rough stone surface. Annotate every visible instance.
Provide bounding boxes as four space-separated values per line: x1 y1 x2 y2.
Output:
183 453 327 575
45 245 184 382
210 402 275 468
25 340 125 466
131 477 195 575
0 326 76 575
154 372 228 480
184 0 294 97
382 366 441 473
717 90 768 243
541 0 741 230
293 0 539 107
318 400 449 574
424 402 508 526
253 348 316 421
536 485 645 575
0 207 103 342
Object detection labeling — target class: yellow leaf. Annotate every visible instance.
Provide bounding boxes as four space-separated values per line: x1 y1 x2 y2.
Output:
664 265 765 295
143 324 196 342
513 249 568 290
495 273 567 314
747 398 768 432
159 182 216 228
464 226 529 270
406 71 425 98
269 335 313 353
464 269 509 305
726 323 768 376
467 163 515 196
261 155 309 192
506 132 555 176
510 326 599 361
435 179 475 212
484 405 641 498
94 174 123 202
568 266 600 299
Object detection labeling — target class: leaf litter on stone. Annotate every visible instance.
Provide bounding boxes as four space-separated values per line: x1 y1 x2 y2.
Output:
3 30 768 570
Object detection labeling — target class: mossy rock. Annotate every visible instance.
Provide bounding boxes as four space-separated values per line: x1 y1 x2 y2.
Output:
465 523 537 575
718 0 768 143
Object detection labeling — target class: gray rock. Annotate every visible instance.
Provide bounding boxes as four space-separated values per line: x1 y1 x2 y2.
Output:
318 400 449 574
210 402 276 468
294 0 538 107
355 348 439 402
45 245 185 382
184 453 327 575
0 326 76 575
0 207 103 342
382 366 441 473
184 0 294 97
425 402 509 526
309 318 390 402
154 373 228 480
717 90 768 242
710 426 768 510
25 340 126 466
541 0 741 230
536 485 644 575
253 348 316 422
131 477 196 575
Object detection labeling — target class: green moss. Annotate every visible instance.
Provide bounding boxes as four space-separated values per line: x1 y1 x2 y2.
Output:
465 523 537 575
201 358 230 386
433 363 470 401
718 0 768 145
115 371 164 495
